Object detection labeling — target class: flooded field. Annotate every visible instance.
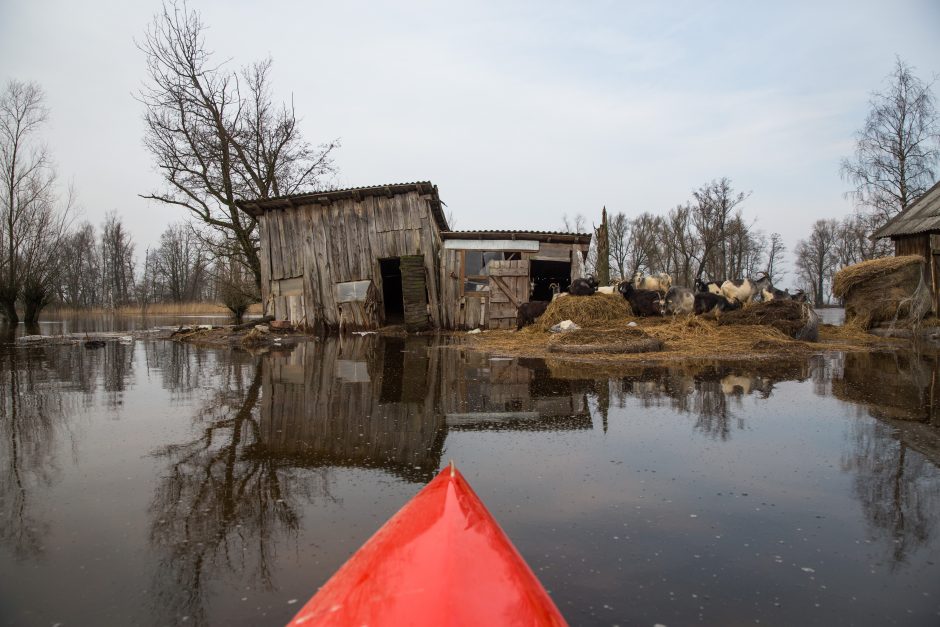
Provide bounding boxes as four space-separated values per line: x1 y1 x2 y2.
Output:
1 322 939 625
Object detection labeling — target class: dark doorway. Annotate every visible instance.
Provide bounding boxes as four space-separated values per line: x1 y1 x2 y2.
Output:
379 258 404 324
530 260 571 301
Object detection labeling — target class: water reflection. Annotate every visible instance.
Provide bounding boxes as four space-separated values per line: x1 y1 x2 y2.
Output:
1 332 939 626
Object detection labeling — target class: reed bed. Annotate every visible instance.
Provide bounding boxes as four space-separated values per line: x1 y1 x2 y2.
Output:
46 302 264 316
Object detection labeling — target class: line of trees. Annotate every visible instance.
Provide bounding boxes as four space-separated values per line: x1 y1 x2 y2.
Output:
568 177 786 288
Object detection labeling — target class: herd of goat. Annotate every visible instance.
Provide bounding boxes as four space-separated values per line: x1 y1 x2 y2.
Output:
517 271 807 329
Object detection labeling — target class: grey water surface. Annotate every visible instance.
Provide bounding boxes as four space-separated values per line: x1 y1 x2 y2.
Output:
1 321 938 626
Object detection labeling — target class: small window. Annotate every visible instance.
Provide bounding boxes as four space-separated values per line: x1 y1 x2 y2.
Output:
462 251 523 296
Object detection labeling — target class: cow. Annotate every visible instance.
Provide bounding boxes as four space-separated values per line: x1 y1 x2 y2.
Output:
619 281 665 316
664 286 695 315
516 300 550 330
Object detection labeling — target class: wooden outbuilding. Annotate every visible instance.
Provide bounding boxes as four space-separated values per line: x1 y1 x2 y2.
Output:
239 181 591 332
873 179 940 312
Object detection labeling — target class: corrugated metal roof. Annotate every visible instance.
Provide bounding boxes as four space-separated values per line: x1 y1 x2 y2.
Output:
441 230 592 244
873 179 940 238
236 181 448 230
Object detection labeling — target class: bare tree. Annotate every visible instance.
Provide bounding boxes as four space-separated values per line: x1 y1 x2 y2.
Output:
691 178 750 281
0 80 72 324
764 232 787 285
661 203 698 287
561 213 586 234
795 219 838 306
841 58 940 226
607 211 630 280
100 213 136 308
154 223 208 302
58 222 102 308
138 1 338 290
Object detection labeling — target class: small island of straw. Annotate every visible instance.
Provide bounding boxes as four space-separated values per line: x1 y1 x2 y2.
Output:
464 292 903 365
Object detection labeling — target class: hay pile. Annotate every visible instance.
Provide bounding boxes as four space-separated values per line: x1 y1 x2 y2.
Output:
548 326 663 354
832 255 926 329
718 300 819 341
533 294 632 331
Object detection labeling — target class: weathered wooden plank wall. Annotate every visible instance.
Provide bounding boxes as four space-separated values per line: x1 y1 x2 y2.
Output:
259 190 443 331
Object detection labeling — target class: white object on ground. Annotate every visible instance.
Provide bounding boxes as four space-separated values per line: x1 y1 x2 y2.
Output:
549 320 581 333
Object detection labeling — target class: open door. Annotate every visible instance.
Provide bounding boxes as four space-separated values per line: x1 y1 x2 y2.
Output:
487 259 530 330
400 254 430 332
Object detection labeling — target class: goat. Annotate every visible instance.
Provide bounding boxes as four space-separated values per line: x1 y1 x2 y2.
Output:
596 285 616 295
694 292 741 318
720 273 772 305
516 300 550 330
664 286 695 315
633 271 671 293
694 278 723 295
619 281 664 316
761 286 791 302
792 290 808 303
569 275 598 296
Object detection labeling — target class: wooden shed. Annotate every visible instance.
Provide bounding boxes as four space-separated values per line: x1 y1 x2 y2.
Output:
873 179 940 312
239 182 448 332
439 230 591 330
239 181 592 332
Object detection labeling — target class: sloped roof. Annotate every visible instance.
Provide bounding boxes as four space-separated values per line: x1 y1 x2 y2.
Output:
236 181 448 231
873 179 940 239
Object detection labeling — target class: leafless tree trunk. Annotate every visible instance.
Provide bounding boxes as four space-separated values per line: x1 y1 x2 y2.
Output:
138 1 338 291
841 58 940 227
595 207 610 284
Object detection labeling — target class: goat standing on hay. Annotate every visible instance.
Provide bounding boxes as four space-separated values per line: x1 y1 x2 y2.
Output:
664 286 695 315
695 278 723 295
694 292 741 318
569 275 598 296
516 301 550 330
619 282 665 316
721 273 771 305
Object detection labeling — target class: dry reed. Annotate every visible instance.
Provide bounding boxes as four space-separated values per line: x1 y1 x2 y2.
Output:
47 302 264 316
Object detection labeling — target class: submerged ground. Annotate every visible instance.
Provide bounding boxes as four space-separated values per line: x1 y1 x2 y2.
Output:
1 315 939 626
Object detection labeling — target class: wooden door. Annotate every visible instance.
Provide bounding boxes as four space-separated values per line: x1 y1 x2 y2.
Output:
400 254 430 332
487 260 530 330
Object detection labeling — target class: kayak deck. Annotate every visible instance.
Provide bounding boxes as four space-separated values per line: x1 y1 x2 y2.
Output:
289 464 567 626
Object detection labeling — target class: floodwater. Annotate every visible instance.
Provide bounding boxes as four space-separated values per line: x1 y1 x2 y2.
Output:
1 320 939 626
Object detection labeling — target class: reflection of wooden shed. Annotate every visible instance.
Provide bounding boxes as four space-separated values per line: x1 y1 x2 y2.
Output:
873 180 940 312
240 181 592 331
439 231 591 330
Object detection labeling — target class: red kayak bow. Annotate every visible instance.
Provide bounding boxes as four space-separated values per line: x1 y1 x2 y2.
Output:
288 463 567 626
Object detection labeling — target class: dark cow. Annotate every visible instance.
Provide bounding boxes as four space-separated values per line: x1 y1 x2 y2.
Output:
619 281 664 316
694 292 741 318
569 275 599 296
516 300 550 330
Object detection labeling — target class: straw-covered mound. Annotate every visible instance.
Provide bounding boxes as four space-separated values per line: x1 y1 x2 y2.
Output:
533 294 633 331
832 255 926 329
718 300 819 341
548 326 664 354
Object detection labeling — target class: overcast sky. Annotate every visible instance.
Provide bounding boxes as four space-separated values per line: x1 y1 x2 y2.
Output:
2 0 939 284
